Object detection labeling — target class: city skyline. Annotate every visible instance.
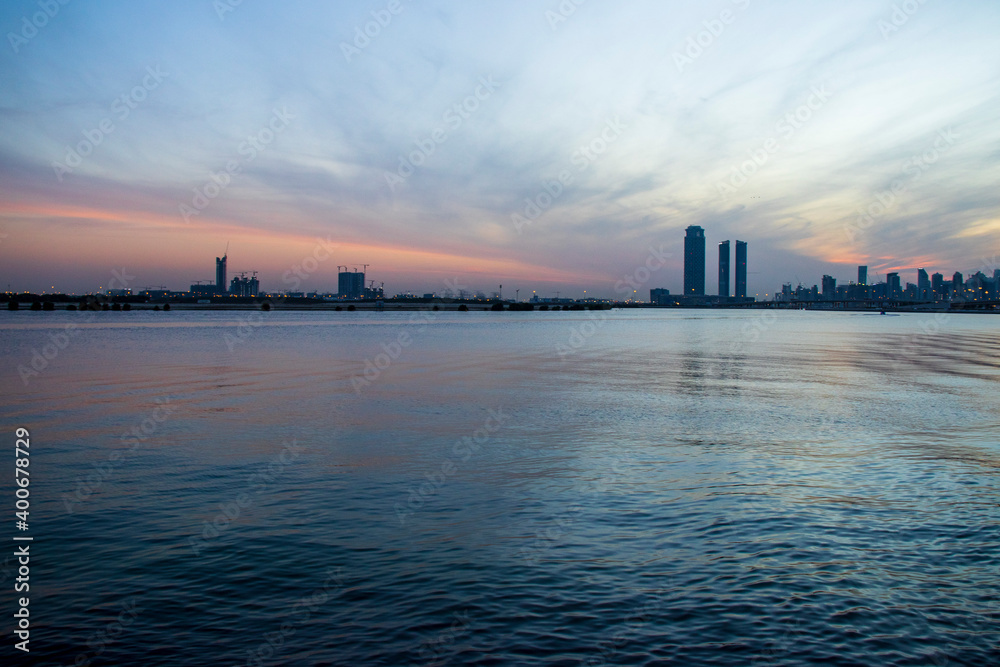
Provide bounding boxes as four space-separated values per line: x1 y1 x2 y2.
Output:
5 3 1000 665
1 1 999 297
5 233 996 305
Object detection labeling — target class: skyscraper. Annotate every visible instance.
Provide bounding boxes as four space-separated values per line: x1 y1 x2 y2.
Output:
735 240 747 299
887 272 901 299
216 254 227 295
931 272 944 300
822 275 837 300
858 265 868 286
684 226 705 296
718 241 730 297
917 268 930 301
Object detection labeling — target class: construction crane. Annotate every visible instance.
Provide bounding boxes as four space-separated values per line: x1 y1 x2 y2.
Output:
362 264 369 274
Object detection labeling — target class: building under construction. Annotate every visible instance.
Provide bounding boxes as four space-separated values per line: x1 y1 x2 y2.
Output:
230 272 259 297
337 266 384 300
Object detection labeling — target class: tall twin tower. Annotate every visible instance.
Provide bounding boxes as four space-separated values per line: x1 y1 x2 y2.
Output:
684 226 746 298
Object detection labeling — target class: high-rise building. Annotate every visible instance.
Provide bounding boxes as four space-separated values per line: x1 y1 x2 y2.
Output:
858 265 868 286
917 268 930 301
952 272 964 300
931 273 944 299
887 272 901 299
216 254 227 295
822 275 837 300
684 226 705 296
229 273 259 297
718 241 730 297
339 270 365 299
735 240 747 299
969 272 987 300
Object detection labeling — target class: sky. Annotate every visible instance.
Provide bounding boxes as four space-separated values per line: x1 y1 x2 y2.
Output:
1 0 998 299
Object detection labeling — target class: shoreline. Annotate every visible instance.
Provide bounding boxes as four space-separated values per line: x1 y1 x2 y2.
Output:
2 300 997 313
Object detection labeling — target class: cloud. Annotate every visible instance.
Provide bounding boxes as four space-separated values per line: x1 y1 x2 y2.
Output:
1 0 999 295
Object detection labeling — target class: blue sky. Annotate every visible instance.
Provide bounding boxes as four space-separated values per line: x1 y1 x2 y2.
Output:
1 0 998 297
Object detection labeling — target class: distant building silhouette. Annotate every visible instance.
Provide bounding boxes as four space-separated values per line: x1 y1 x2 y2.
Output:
339 270 365 299
858 265 868 286
735 240 747 299
230 273 259 297
822 275 836 300
684 226 705 295
917 268 930 301
931 272 944 300
216 254 227 295
718 241 730 297
887 272 901 299
650 288 671 305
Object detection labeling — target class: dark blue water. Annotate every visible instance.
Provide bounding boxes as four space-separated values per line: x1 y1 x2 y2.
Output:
1 309 998 665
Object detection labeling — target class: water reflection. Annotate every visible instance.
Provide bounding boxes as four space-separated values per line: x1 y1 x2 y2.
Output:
1 310 998 665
